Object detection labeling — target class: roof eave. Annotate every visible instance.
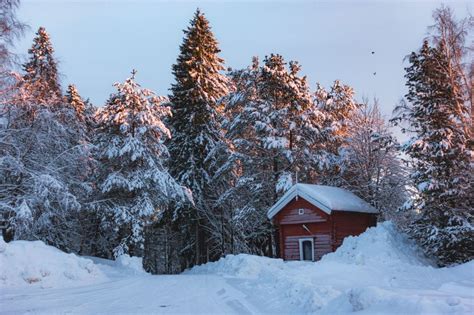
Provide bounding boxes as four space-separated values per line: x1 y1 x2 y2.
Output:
267 185 332 220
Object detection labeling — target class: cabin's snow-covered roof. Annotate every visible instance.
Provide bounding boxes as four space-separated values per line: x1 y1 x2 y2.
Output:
267 183 378 219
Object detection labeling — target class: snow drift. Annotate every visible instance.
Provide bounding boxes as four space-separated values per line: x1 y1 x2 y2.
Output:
0 239 106 288
189 222 474 314
87 254 147 275
320 221 433 266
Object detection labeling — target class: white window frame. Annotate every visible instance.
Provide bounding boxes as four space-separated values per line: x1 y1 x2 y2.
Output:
299 237 315 261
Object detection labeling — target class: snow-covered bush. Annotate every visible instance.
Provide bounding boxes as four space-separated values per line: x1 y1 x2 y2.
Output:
115 254 145 274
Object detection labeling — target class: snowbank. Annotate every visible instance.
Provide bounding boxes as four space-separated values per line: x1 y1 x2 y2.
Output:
0 239 106 288
189 222 474 314
321 221 433 266
187 253 284 278
84 254 147 277
114 254 146 274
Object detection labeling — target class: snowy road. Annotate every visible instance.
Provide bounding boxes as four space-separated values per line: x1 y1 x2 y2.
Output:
1 270 260 314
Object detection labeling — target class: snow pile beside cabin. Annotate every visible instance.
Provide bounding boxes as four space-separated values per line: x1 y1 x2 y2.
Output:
189 222 474 314
321 221 432 266
0 239 106 288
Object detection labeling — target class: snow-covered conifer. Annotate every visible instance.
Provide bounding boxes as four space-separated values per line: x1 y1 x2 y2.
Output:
312 80 359 184
166 9 228 266
93 70 190 258
0 93 90 251
392 27 473 265
66 84 86 121
21 27 62 105
223 55 323 255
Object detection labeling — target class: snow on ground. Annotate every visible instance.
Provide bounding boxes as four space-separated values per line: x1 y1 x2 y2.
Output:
1 222 473 314
86 254 147 275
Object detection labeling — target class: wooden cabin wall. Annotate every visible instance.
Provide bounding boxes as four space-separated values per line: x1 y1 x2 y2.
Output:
275 197 332 261
332 211 377 249
274 197 377 261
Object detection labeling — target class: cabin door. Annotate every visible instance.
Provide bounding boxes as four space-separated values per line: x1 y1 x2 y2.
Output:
299 238 314 261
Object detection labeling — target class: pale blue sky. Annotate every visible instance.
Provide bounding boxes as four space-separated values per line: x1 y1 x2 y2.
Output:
16 0 472 123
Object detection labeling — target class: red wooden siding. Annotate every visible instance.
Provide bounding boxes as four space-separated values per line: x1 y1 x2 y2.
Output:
273 196 377 261
332 211 377 248
280 223 333 260
276 197 329 224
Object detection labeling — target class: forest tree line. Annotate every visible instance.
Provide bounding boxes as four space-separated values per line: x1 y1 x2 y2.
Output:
0 1 472 271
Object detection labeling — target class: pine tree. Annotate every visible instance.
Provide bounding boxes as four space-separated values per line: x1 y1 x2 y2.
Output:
21 27 62 105
93 70 190 258
392 38 473 266
223 55 323 255
166 9 228 267
65 84 86 121
312 80 359 185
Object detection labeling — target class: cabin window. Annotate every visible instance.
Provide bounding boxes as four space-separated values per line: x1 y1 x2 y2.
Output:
298 238 314 261
298 208 305 215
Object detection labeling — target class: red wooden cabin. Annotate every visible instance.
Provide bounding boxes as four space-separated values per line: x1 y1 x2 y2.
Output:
267 184 378 261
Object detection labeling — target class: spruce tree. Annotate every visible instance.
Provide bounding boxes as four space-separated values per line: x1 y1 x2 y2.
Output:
167 9 228 266
21 27 62 104
93 71 190 258
66 84 86 121
393 39 473 266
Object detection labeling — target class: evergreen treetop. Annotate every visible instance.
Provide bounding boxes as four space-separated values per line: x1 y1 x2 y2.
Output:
22 27 62 103
168 9 228 191
66 84 86 121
